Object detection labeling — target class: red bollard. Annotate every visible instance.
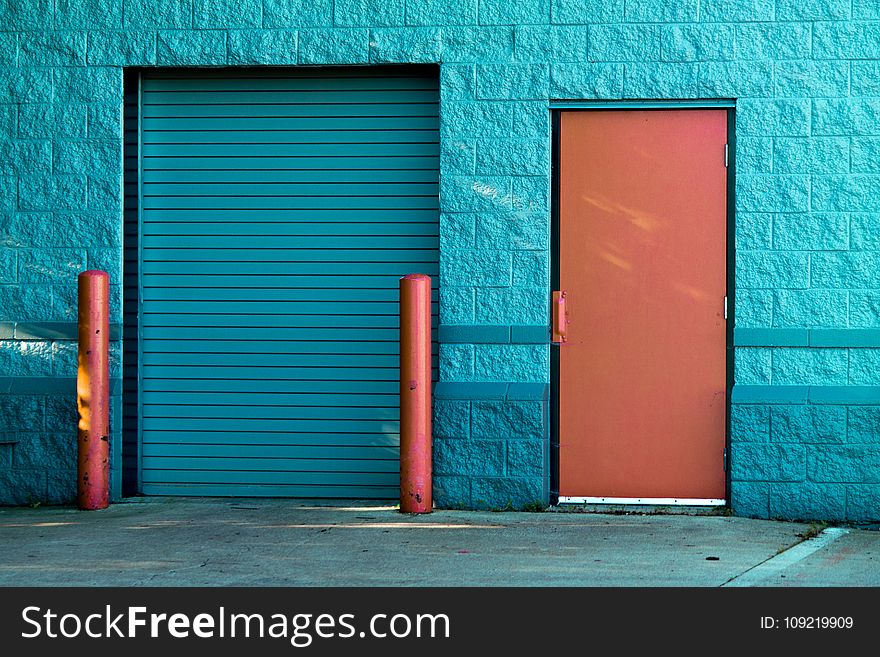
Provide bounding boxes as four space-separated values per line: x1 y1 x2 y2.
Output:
399 274 432 514
77 270 110 510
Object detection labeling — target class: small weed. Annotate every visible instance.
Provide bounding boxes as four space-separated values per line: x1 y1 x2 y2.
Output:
489 500 546 512
798 521 828 541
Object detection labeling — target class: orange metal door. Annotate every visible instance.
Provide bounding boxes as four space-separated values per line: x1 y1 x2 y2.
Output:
558 109 728 501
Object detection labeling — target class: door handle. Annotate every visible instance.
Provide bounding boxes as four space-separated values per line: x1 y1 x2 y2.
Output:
552 290 567 344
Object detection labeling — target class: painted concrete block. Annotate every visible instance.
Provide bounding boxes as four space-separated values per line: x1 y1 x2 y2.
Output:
263 0 332 27
730 481 770 518
440 65 476 100
772 290 848 328
850 292 880 328
736 213 772 250
813 99 880 136
550 63 623 99
848 349 880 385
124 0 192 28
434 399 470 438
738 99 811 136
507 440 543 477
515 26 589 62
735 251 809 289
808 445 880 483
813 21 880 59
769 482 847 520
774 61 850 97
472 400 543 439
442 27 514 63
701 0 774 22
471 476 543 509
735 23 811 60
228 30 298 65
475 287 546 324
157 30 228 66
591 25 660 62
405 0 477 26
811 252 880 288
735 348 772 385
19 32 87 66
476 64 549 100
370 28 441 63
661 24 733 61
55 0 122 29
846 485 880 520
193 0 262 28
474 345 548 383
334 0 405 26
0 0 53 29
770 406 847 444
731 404 770 442
626 0 698 22
772 348 848 385
88 31 157 66
434 438 504 476
848 407 880 443
551 0 623 23
479 0 549 25
774 137 849 174
736 175 810 213
778 0 849 20
433 475 471 508
730 443 806 482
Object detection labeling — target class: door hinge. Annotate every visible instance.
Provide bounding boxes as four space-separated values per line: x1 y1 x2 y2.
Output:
723 295 728 320
723 448 727 472
724 144 729 168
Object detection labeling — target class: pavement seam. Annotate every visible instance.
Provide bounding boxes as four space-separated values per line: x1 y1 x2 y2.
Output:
720 527 850 588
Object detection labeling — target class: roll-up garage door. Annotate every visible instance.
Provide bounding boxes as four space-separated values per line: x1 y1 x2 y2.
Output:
137 68 439 498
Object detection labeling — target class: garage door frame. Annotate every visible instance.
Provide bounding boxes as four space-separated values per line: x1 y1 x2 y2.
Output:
121 66 440 497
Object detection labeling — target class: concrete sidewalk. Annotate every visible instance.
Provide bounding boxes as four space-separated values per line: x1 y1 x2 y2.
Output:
0 498 877 587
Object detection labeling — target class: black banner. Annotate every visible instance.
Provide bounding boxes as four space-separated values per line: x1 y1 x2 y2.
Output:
0 587 874 654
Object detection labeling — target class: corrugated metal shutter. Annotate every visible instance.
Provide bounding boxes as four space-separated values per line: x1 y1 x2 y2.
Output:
137 68 439 498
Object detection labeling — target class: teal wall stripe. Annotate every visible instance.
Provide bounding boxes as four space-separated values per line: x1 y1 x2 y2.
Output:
5 322 123 341
734 328 880 348
732 385 880 405
734 328 809 347
510 325 549 344
434 381 547 401
439 325 548 344
439 325 510 344
731 385 809 404
809 329 880 348
0 377 122 395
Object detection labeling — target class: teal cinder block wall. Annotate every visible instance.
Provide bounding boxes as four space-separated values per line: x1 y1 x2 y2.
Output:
1 0 879 520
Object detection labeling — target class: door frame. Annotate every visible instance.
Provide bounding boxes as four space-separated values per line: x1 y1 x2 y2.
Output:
548 100 737 507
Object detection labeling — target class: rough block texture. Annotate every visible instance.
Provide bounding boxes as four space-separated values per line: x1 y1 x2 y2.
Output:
732 398 880 520
0 0 876 518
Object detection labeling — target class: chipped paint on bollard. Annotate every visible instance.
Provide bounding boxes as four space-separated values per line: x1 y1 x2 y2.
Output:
77 270 110 510
399 273 433 514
